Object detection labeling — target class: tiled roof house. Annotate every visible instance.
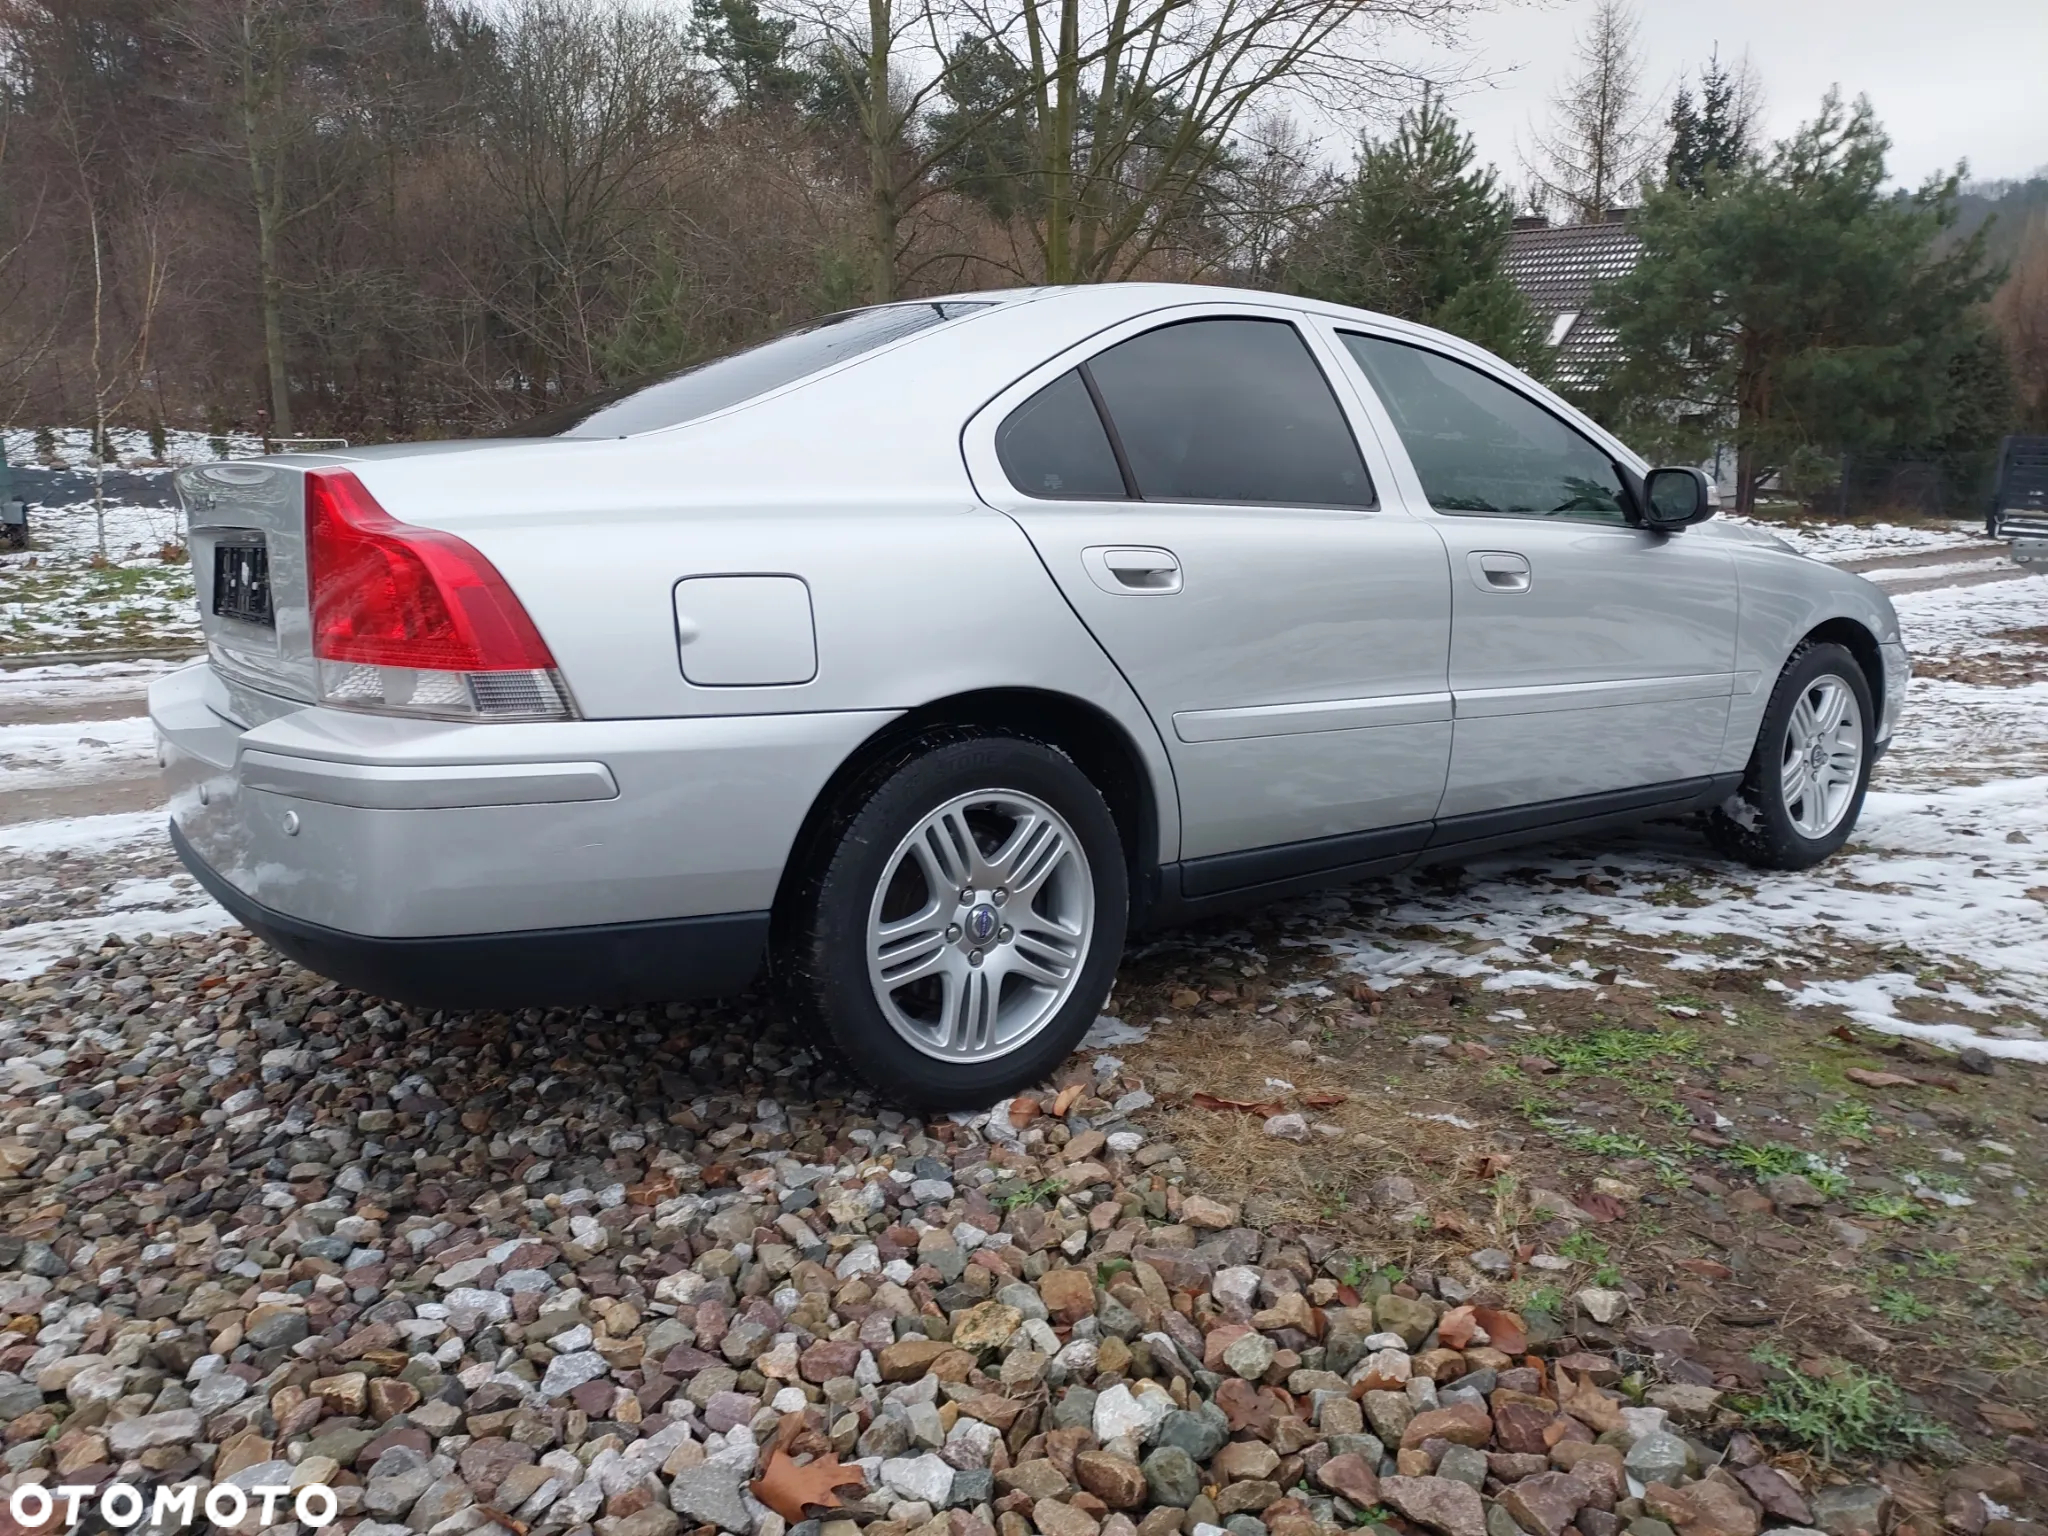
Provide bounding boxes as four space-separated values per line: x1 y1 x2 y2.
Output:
1503 214 1642 390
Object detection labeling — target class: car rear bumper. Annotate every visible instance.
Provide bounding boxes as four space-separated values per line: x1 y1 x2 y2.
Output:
150 661 897 1003
170 820 770 1007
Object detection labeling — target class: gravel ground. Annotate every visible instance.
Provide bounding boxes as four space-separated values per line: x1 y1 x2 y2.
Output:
0 951 1949 1536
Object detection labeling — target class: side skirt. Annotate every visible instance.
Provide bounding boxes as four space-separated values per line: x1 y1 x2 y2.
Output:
1142 773 1742 928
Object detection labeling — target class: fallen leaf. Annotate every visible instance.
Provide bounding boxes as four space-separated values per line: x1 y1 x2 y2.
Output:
1574 1191 1627 1223
1465 1151 1515 1179
1052 1083 1084 1116
1009 1097 1040 1127
1436 1305 1479 1349
1829 1025 1860 1044
751 1419 869 1524
1191 1093 1284 1116
474 1511 529 1536
1432 1211 1478 1236
1676 1258 1733 1281
1302 1091 1347 1109
1845 1068 1917 1089
1472 1306 1527 1354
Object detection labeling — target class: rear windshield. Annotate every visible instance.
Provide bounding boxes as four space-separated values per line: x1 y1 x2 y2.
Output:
505 302 992 438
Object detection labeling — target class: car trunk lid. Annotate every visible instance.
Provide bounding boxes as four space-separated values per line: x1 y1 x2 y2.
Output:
177 459 320 704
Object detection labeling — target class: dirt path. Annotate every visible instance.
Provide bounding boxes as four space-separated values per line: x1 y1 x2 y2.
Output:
0 772 163 825
1838 542 2007 574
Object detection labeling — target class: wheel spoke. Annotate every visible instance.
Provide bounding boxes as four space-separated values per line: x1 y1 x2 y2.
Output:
1813 682 1848 735
1781 758 1812 810
944 967 993 1054
1002 821 1068 901
923 808 979 889
874 921 952 987
1788 696 1819 750
1010 925 1082 985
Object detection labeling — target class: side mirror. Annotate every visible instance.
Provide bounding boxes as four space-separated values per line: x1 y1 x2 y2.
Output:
1642 467 1717 530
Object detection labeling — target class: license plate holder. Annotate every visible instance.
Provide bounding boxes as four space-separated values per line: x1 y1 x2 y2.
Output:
212 540 274 628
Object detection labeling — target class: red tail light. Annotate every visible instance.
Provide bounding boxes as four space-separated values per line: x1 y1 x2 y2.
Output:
307 469 556 671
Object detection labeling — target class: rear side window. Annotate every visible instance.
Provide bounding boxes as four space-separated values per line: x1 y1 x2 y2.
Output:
1086 319 1373 507
996 370 1129 499
505 302 990 438
1340 333 1630 523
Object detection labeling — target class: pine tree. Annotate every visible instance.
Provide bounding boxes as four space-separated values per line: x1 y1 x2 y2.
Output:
692 0 810 113
1602 92 2004 515
1665 51 1752 195
1291 94 1543 371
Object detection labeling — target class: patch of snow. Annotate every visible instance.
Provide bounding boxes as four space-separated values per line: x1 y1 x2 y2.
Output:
0 877 231 980
1081 1015 1150 1048
0 714 157 792
1722 516 1991 563
0 809 168 856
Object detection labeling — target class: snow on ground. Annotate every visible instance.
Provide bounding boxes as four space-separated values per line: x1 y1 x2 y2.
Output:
1891 570 2047 660
0 803 229 981
0 713 156 792
1 425 263 467
0 543 199 656
1260 571 2048 1063
1862 556 2015 585
1724 512 1996 563
8 497 187 562
0 657 181 707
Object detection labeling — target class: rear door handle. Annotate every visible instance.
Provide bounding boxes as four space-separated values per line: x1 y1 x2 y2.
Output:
1084 545 1183 595
1468 550 1531 593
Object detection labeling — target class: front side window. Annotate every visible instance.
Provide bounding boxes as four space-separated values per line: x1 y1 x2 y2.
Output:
1340 333 1631 524
1082 318 1373 508
505 302 991 438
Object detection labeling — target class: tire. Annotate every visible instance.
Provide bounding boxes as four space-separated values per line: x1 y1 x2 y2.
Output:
1706 641 1875 870
779 730 1128 1109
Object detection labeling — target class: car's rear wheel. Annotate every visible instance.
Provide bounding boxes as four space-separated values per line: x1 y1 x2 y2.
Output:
1706 641 1874 870
780 731 1127 1108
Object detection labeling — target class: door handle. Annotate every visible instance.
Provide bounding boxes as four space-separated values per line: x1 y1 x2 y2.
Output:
1468 551 1531 593
1084 545 1183 595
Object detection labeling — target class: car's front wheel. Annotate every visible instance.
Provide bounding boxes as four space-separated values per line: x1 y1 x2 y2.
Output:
1707 641 1875 870
780 731 1127 1108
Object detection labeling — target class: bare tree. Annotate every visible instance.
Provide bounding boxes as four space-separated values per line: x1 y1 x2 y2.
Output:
944 0 1474 283
1995 213 2048 429
470 0 701 398
1522 0 1661 222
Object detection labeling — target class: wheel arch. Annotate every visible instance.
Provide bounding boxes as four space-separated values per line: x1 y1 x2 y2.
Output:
767 686 1168 950
1798 615 1886 724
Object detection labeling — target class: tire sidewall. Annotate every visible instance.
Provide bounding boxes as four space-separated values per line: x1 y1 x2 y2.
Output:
1751 643 1875 864
800 735 1128 1109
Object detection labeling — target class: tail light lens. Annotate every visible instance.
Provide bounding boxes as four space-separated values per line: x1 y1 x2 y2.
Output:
306 469 574 721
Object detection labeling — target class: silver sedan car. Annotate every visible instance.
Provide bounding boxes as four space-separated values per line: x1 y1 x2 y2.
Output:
152 284 1909 1106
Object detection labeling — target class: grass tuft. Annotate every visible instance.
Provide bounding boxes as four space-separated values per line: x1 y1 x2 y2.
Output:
1740 1348 1948 1464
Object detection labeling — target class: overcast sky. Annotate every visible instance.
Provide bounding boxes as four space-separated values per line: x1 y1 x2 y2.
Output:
1421 0 2048 193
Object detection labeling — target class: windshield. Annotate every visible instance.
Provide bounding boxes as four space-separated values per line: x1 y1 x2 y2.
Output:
504 302 993 438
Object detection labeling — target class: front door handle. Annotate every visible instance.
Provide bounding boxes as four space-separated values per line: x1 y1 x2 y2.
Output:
1084 545 1183 595
1468 551 1531 593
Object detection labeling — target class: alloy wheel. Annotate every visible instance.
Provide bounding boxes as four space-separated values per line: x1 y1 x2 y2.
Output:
865 788 1095 1061
1780 674 1864 838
